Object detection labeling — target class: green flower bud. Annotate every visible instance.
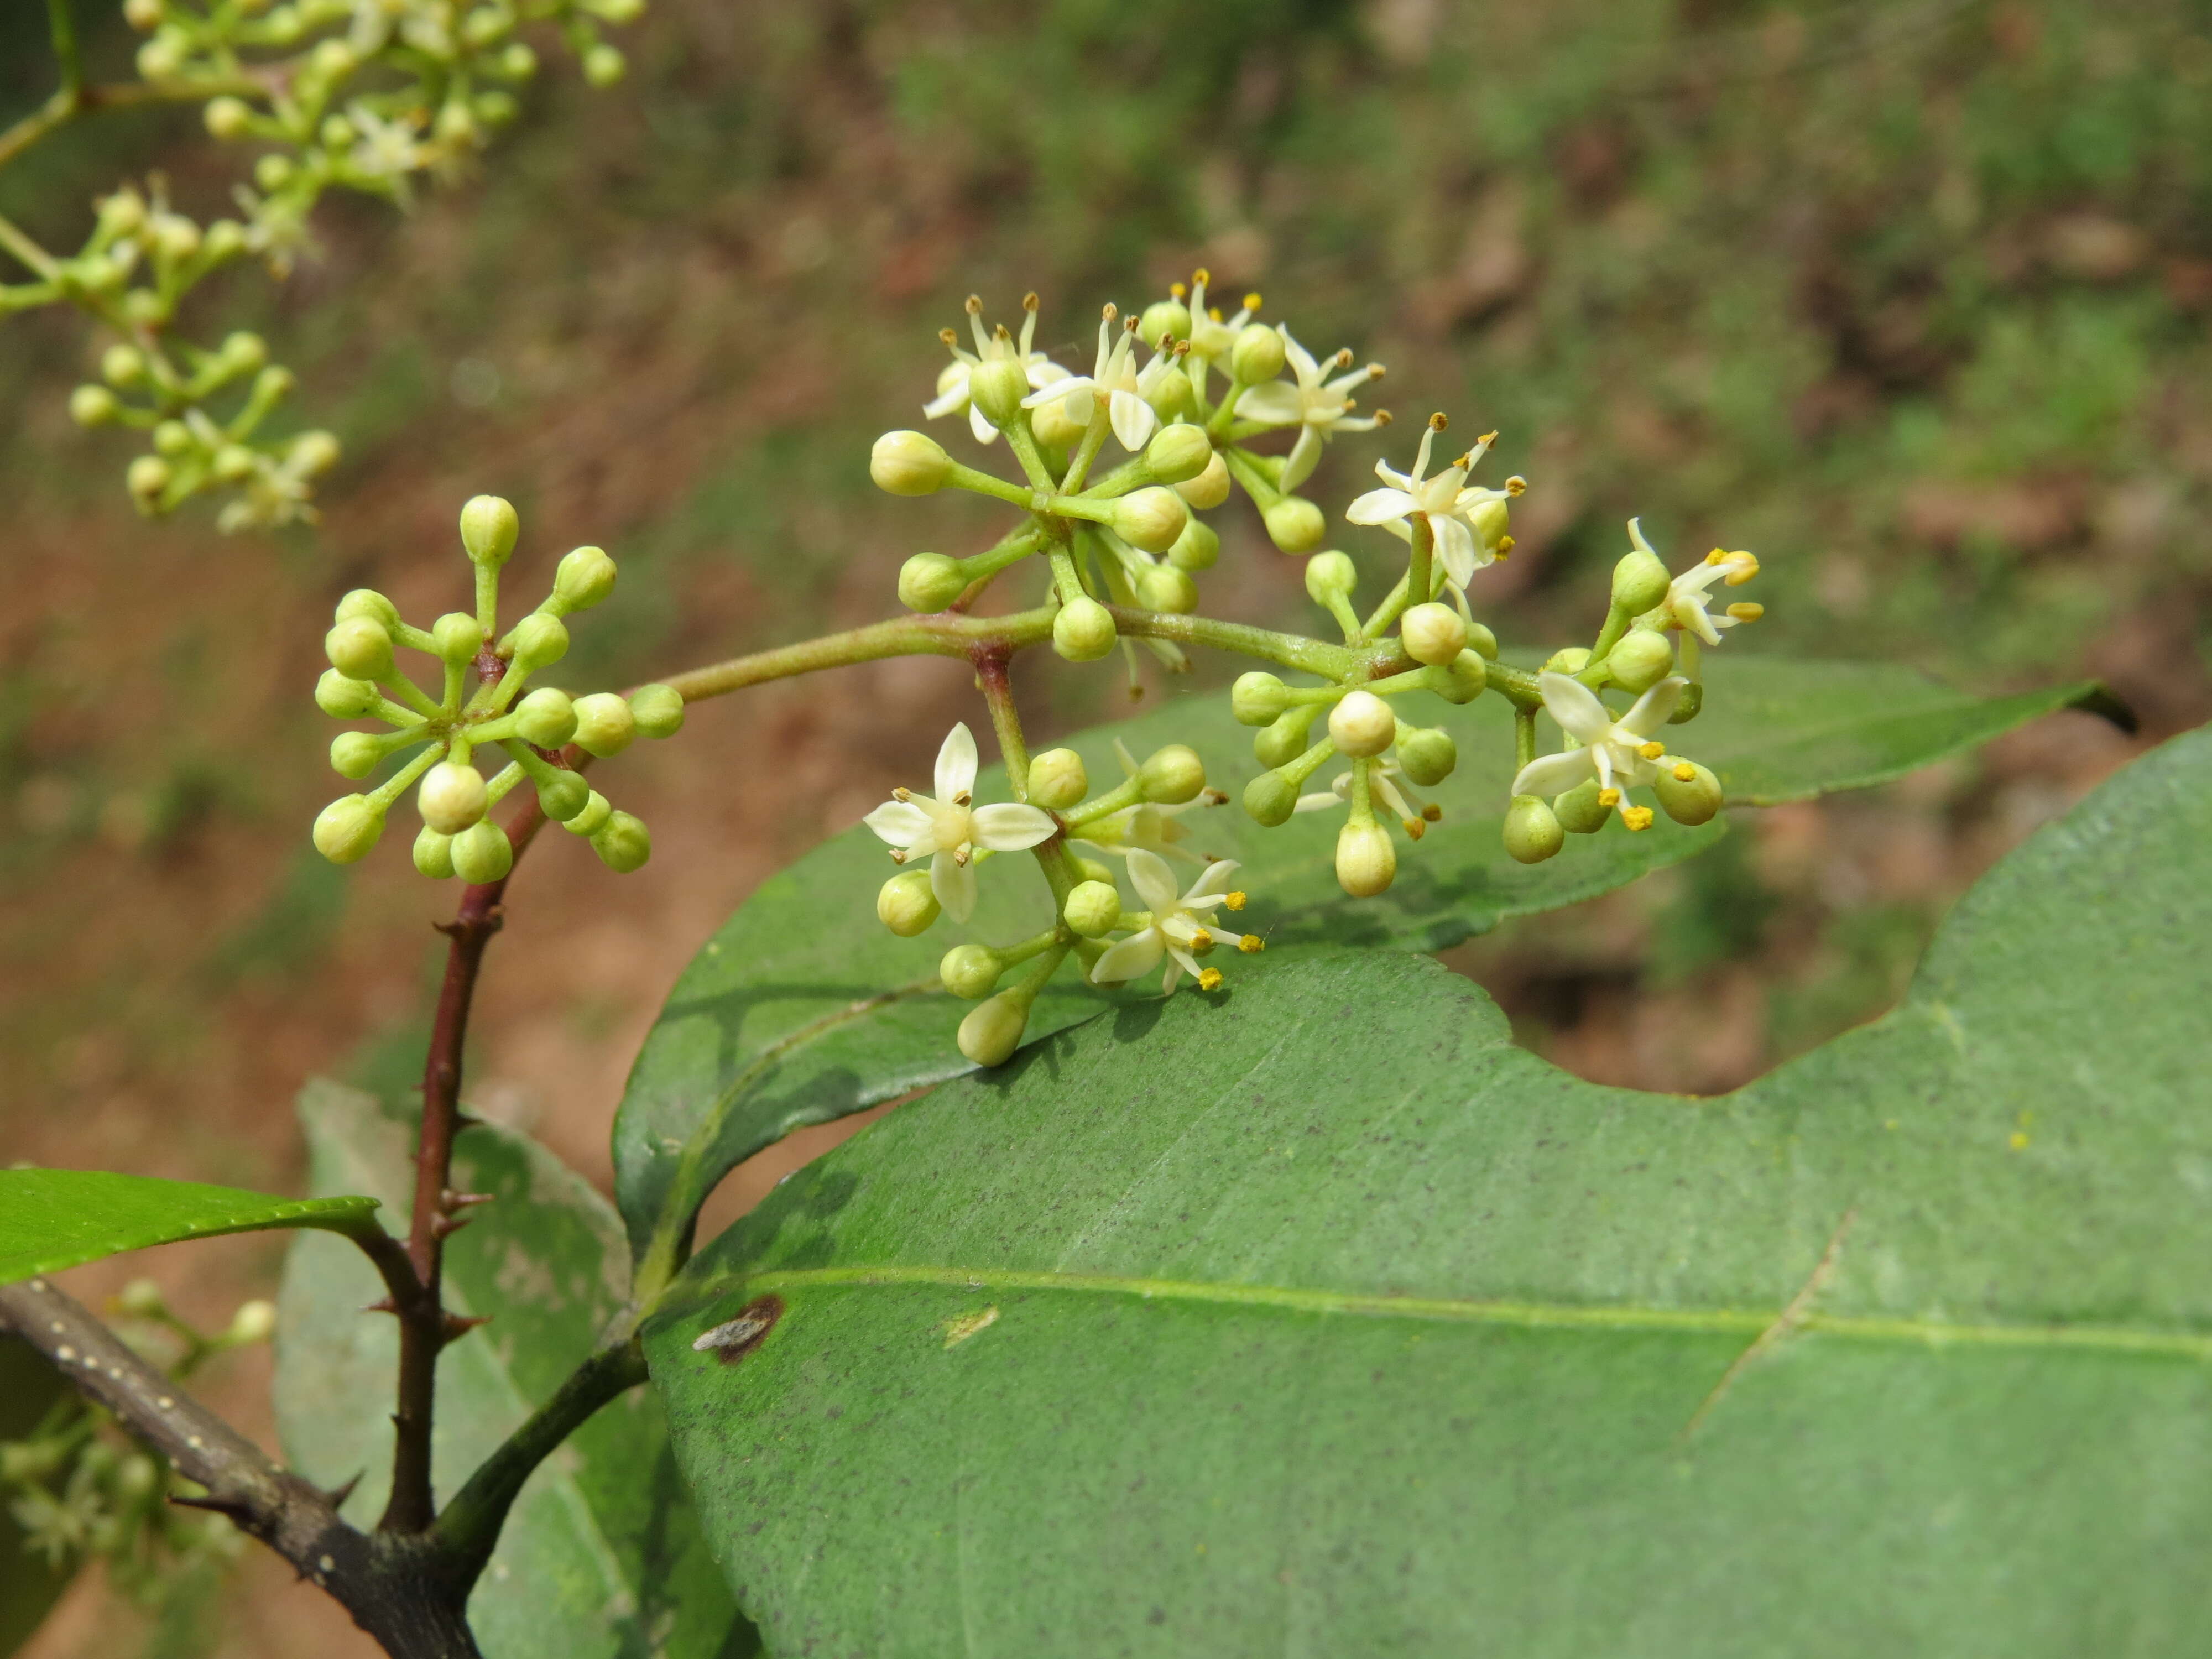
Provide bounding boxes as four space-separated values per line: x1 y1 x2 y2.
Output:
957 990 1029 1067
514 686 577 747
202 219 246 262
940 943 1001 1000
508 613 569 671
571 691 635 756
898 552 968 612
591 810 650 872
326 616 394 681
413 824 456 879
1606 628 1674 695
114 1454 159 1499
1167 515 1220 571
562 790 613 837
212 444 255 482
1113 486 1188 555
1136 564 1197 614
870 429 953 495
1175 449 1230 510
1335 820 1396 897
419 760 489 834
431 611 484 665
1232 671 1291 726
1026 748 1087 810
312 794 383 863
1253 707 1317 768
1433 648 1489 705
1145 367 1198 425
452 818 515 884
435 101 479 148
123 0 161 28
1303 550 1355 604
330 731 383 779
1467 497 1510 551
1030 389 1086 450
1231 323 1287 384
335 589 399 629
225 1299 276 1344
582 43 627 87
310 39 356 78
629 683 686 739
152 216 200 262
1655 759 1724 826
1465 621 1500 660
967 356 1028 427
127 455 171 500
221 331 268 371
153 419 193 456
459 494 519 565
1243 770 1298 827
499 41 536 78
1327 690 1395 759
1139 744 1206 805
1612 546 1671 615
1554 777 1609 834
1053 596 1117 662
204 96 253 139
478 89 521 125
553 545 617 611
1063 880 1123 938
877 869 941 937
101 343 147 387
1264 497 1325 554
536 769 590 822
1145 422 1213 486
1504 795 1565 864
1543 646 1592 675
70 385 120 426
123 289 165 327
316 669 379 719
117 1277 165 1316
255 153 293 190
1139 298 1191 349
1400 602 1467 667
1397 727 1457 787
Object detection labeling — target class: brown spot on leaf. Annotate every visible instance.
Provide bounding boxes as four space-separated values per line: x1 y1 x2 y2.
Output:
692 1295 784 1365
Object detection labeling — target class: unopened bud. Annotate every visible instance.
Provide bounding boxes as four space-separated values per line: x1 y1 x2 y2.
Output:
1026 388 1083 448
1175 449 1230 509
1232 671 1290 726
571 691 635 756
1504 795 1565 863
514 686 577 748
117 1278 165 1316
1167 516 1220 571
1543 646 1591 676
940 943 1001 1000
431 612 483 665
452 818 515 883
1264 497 1325 553
205 96 253 139
1467 497 1510 551
459 494 519 565
335 589 399 629
1136 564 1197 614
330 731 383 779
1231 323 1287 384
1335 820 1396 896
153 419 193 457
220 330 268 371
1113 486 1188 554
536 769 589 822
1397 727 1457 787
582 43 626 86
1464 620 1500 660
591 810 650 872
967 356 1028 426
1139 298 1191 349
1554 777 1609 834
957 990 1029 1066
70 385 120 426
1399 602 1466 666
312 795 383 863
1053 596 1117 662
326 617 394 681
1026 748 1087 810
127 455 171 500
419 761 489 834
870 430 953 495
290 430 340 474
1145 368 1198 424
899 552 968 612
1139 744 1205 804
1145 422 1212 486
124 0 162 28
315 670 379 719
1243 770 1298 827
102 343 147 387
212 444 255 482
1303 550 1355 604
629 683 685 739
1433 648 1488 705
1253 708 1316 768
225 1300 276 1343
1613 546 1671 614
1655 760 1724 826
1063 880 1122 938
1327 690 1395 758
1606 628 1674 694
553 545 617 610
877 869 941 936
562 790 613 837
413 825 456 878
153 215 200 262
508 613 569 671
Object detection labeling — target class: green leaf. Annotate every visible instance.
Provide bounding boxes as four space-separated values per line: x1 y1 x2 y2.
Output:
0 1170 379 1286
644 724 2212 1656
611 656 2094 1281
273 1083 755 1659
0 1338 76 1658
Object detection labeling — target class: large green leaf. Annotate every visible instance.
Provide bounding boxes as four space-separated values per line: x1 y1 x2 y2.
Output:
0 1169 379 1286
609 655 2100 1275
644 724 2212 1656
274 1083 754 1658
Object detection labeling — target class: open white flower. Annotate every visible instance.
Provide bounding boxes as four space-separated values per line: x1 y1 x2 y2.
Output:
1073 801 1205 867
1089 850 1253 994
1236 327 1387 491
1510 672 1690 828
1659 533 1762 646
863 723 1055 922
1345 417 1523 588
1022 306 1160 452
925 295 1067 445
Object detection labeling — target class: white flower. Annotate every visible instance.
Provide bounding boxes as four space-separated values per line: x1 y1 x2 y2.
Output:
1022 305 1160 452
1344 417 1524 588
1089 850 1252 994
1292 758 1439 837
1073 801 1205 867
1510 672 1690 829
1235 327 1387 490
925 295 1067 445
1658 531 1762 646
862 723 1056 922
345 104 428 191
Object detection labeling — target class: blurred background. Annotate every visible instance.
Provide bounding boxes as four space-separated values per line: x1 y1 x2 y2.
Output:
3 0 2206 1651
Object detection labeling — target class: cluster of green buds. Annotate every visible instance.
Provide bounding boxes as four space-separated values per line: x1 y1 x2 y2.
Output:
310 494 681 879
2 0 643 528
1 1280 270 1598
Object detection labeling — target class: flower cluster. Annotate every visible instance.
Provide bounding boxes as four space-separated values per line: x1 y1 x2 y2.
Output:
309 494 680 878
2 0 642 528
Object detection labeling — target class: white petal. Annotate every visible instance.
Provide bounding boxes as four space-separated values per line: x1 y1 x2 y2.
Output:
1291 791 1340 815
1433 514 1477 588
863 800 933 848
1279 425 1322 492
1110 389 1157 452
930 852 977 924
1185 858 1241 901
1512 750 1596 799
1022 374 1095 409
922 387 967 419
1026 361 1070 389
971 803 1057 850
1166 945 1204 987
968 403 998 444
1236 382 1303 425
1126 848 1180 914
1537 672 1613 743
935 722 978 801
1090 928 1164 985
1619 676 1686 736
1280 327 1317 384
1345 487 1417 525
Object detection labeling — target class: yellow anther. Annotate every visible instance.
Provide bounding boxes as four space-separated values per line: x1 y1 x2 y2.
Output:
938 327 959 347
1022 291 1039 310
964 294 983 314
1366 362 1385 379
1192 267 1212 285
1170 281 1188 299
1495 535 1513 556
1101 302 1118 321
1504 475 1527 495
1672 761 1697 782
1223 891 1248 911
1333 348 1354 368
1637 742 1665 760
1188 931 1214 956
1724 553 1760 586
1208 306 1223 321
888 847 907 863
1727 602 1765 622
1597 787 1621 808
1428 411 1449 431
1621 805 1655 832
1238 935 1264 954
953 790 972 807
891 786 912 801
1705 547 1728 565
1422 804 1442 822
1243 291 1262 310
1478 429 1500 445
1402 818 1425 839
993 322 1012 340
1453 453 1472 469
1198 968 1225 992
1374 409 1394 426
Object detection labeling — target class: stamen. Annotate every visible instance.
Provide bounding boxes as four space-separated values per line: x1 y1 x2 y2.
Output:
1597 787 1621 808
1188 931 1214 956
1243 292 1262 311
1504 476 1526 495
1374 409 1394 426
1672 761 1697 782
964 295 983 315
1201 788 1229 806
1496 534 1514 556
1208 306 1223 321
993 323 1012 341
1224 890 1248 910
1724 553 1760 586
1478 429 1499 445
1637 742 1665 760
952 846 972 866
1402 818 1425 839
1022 291 1039 311
892 786 912 801
1428 411 1449 431
1101 302 1118 322
888 848 907 864
1621 805 1655 832
1334 348 1354 368
1170 281 1188 299
1727 602 1764 622
1192 267 1211 286
953 790 972 806
1366 363 1385 379
1705 547 1728 565
1238 935 1264 953
1422 804 1442 822
1198 967 1224 992
938 327 959 347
